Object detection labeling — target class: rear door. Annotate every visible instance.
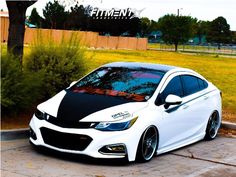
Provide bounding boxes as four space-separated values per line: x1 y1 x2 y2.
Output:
157 73 209 150
179 75 210 137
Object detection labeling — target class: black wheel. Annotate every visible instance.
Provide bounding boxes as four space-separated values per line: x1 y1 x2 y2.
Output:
136 126 158 162
205 111 220 140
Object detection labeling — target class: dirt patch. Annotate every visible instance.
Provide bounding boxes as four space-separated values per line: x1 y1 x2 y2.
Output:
219 127 236 138
1 112 32 129
222 110 236 123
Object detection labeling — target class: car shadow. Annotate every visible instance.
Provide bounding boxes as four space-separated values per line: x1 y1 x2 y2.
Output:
30 142 132 166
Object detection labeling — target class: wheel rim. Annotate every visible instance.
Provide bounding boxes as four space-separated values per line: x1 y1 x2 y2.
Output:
141 126 157 161
208 112 220 138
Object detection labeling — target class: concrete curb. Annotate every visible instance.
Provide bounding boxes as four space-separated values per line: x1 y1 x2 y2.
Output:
1 128 29 141
221 121 236 130
1 121 236 141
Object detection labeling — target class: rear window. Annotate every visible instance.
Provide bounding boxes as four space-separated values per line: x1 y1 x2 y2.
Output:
198 78 208 90
181 75 208 96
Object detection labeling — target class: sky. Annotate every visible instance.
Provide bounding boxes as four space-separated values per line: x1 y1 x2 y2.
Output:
1 0 236 30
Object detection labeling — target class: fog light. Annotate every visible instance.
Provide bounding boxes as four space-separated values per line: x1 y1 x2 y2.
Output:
29 127 37 140
99 144 126 156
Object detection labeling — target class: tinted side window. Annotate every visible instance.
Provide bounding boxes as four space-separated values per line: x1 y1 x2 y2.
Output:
181 75 201 96
156 76 183 105
198 78 205 90
198 78 207 89
203 79 208 88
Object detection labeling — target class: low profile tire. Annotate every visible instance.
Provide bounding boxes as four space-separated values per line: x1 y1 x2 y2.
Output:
136 126 158 162
205 111 220 140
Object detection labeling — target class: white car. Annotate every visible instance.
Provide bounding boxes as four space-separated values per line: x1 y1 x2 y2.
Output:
29 62 222 162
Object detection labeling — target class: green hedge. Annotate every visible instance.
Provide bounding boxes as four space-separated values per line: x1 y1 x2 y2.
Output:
25 33 86 98
1 33 86 116
1 53 43 115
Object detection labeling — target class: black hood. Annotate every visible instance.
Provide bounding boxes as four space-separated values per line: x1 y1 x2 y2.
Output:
57 90 131 121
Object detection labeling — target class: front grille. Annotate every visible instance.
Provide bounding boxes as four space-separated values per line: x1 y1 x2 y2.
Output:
45 115 98 128
40 127 92 151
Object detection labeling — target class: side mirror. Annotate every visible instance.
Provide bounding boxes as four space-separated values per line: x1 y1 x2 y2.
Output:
69 81 77 87
164 94 182 109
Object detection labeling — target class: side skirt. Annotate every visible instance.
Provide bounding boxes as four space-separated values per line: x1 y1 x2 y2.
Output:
156 133 205 155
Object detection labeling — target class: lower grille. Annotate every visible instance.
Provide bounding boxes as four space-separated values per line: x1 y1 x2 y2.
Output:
40 127 92 151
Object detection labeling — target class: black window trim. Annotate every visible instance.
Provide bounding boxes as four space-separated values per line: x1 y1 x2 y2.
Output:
155 72 208 106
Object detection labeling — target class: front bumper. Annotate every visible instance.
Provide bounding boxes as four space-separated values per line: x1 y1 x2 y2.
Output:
29 115 139 161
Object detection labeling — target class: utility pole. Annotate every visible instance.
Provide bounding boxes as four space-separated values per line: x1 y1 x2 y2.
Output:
177 8 183 16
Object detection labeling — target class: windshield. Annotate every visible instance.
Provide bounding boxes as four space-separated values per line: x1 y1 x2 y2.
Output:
71 67 164 102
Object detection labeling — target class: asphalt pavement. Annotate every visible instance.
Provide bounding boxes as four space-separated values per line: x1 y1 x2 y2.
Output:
1 135 236 177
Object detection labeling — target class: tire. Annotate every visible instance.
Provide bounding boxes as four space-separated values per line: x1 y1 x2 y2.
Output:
205 111 220 140
136 126 158 162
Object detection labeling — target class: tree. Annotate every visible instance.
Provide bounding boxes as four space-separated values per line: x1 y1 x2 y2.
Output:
232 31 236 44
43 0 68 29
158 14 196 51
28 8 42 27
149 20 159 33
140 17 151 37
206 16 231 49
6 0 37 62
128 17 141 36
195 20 210 44
140 18 160 37
67 4 91 30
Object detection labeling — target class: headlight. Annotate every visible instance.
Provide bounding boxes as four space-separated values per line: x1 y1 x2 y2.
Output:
35 109 46 120
95 117 138 131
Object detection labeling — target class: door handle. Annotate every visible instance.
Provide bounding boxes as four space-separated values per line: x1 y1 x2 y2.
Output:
204 96 209 100
183 105 189 109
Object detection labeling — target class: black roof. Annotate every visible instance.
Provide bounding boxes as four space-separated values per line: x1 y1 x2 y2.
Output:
103 62 177 72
